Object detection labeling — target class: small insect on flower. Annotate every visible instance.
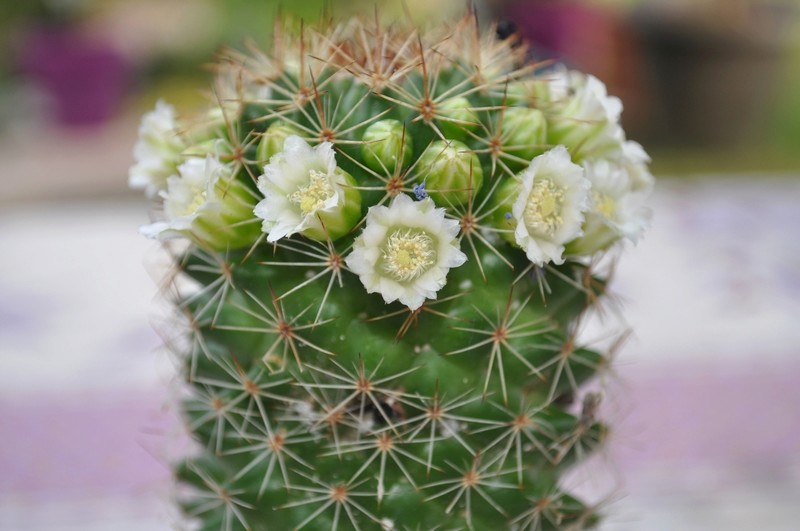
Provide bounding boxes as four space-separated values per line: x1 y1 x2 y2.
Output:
346 194 467 310
413 181 429 200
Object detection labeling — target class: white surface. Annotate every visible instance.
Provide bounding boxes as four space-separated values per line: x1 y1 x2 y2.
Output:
0 200 173 395
614 177 800 363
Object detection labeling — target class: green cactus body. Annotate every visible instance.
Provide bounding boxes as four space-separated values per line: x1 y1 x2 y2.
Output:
133 13 652 531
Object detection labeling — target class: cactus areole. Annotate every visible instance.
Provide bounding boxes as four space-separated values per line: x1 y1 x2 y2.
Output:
131 13 652 530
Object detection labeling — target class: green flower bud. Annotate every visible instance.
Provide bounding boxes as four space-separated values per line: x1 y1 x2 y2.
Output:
182 138 233 159
547 70 625 162
201 106 232 136
417 140 483 206
489 176 520 246
257 121 302 163
436 97 478 140
361 119 413 173
500 107 547 161
196 175 263 250
564 211 620 257
505 78 556 107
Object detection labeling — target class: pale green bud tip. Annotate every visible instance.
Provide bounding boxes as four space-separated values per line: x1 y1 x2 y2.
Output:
258 121 302 163
417 140 484 207
361 119 413 173
182 138 233 159
505 78 558 107
437 97 478 139
501 107 547 161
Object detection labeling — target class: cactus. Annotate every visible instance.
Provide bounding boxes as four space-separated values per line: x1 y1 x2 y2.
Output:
132 13 652 531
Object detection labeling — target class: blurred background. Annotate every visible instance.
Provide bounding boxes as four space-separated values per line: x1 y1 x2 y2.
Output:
1 0 798 529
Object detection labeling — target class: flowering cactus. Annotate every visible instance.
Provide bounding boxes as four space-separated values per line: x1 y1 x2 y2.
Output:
133 13 652 530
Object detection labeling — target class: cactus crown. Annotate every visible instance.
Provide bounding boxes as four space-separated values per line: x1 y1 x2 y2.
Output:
131 11 652 531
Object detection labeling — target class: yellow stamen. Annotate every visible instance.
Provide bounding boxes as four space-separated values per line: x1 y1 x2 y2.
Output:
176 189 207 217
290 170 335 215
524 177 564 237
382 229 437 282
593 191 616 218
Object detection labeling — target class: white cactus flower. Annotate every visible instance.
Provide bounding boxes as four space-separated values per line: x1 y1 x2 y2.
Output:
139 156 225 239
139 155 259 250
568 72 623 125
621 140 655 195
255 135 360 242
589 159 649 240
346 194 467 311
511 146 591 266
129 100 185 197
566 157 652 256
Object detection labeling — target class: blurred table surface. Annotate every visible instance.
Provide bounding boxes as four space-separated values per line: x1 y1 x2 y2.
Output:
1 129 800 531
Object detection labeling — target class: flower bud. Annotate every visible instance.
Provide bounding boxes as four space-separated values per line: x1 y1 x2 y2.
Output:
191 106 233 142
182 138 233 160
436 97 478 140
257 120 303 163
547 71 624 162
305 168 362 241
361 119 413 173
489 177 521 246
500 107 547 161
505 79 551 107
416 140 483 207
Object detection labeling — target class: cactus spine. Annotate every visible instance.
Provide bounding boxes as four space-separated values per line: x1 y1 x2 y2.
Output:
131 12 653 530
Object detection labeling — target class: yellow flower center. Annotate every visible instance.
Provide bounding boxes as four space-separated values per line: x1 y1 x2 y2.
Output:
290 169 335 215
176 189 207 217
382 229 437 282
593 191 616 218
523 177 564 237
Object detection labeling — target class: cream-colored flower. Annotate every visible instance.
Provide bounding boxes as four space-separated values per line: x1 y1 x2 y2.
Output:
139 155 259 250
345 194 467 310
566 156 652 256
140 156 220 239
128 100 185 198
509 146 591 266
621 140 655 195
255 136 361 242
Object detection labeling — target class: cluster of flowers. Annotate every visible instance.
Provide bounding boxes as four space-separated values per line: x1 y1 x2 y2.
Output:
131 67 652 312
